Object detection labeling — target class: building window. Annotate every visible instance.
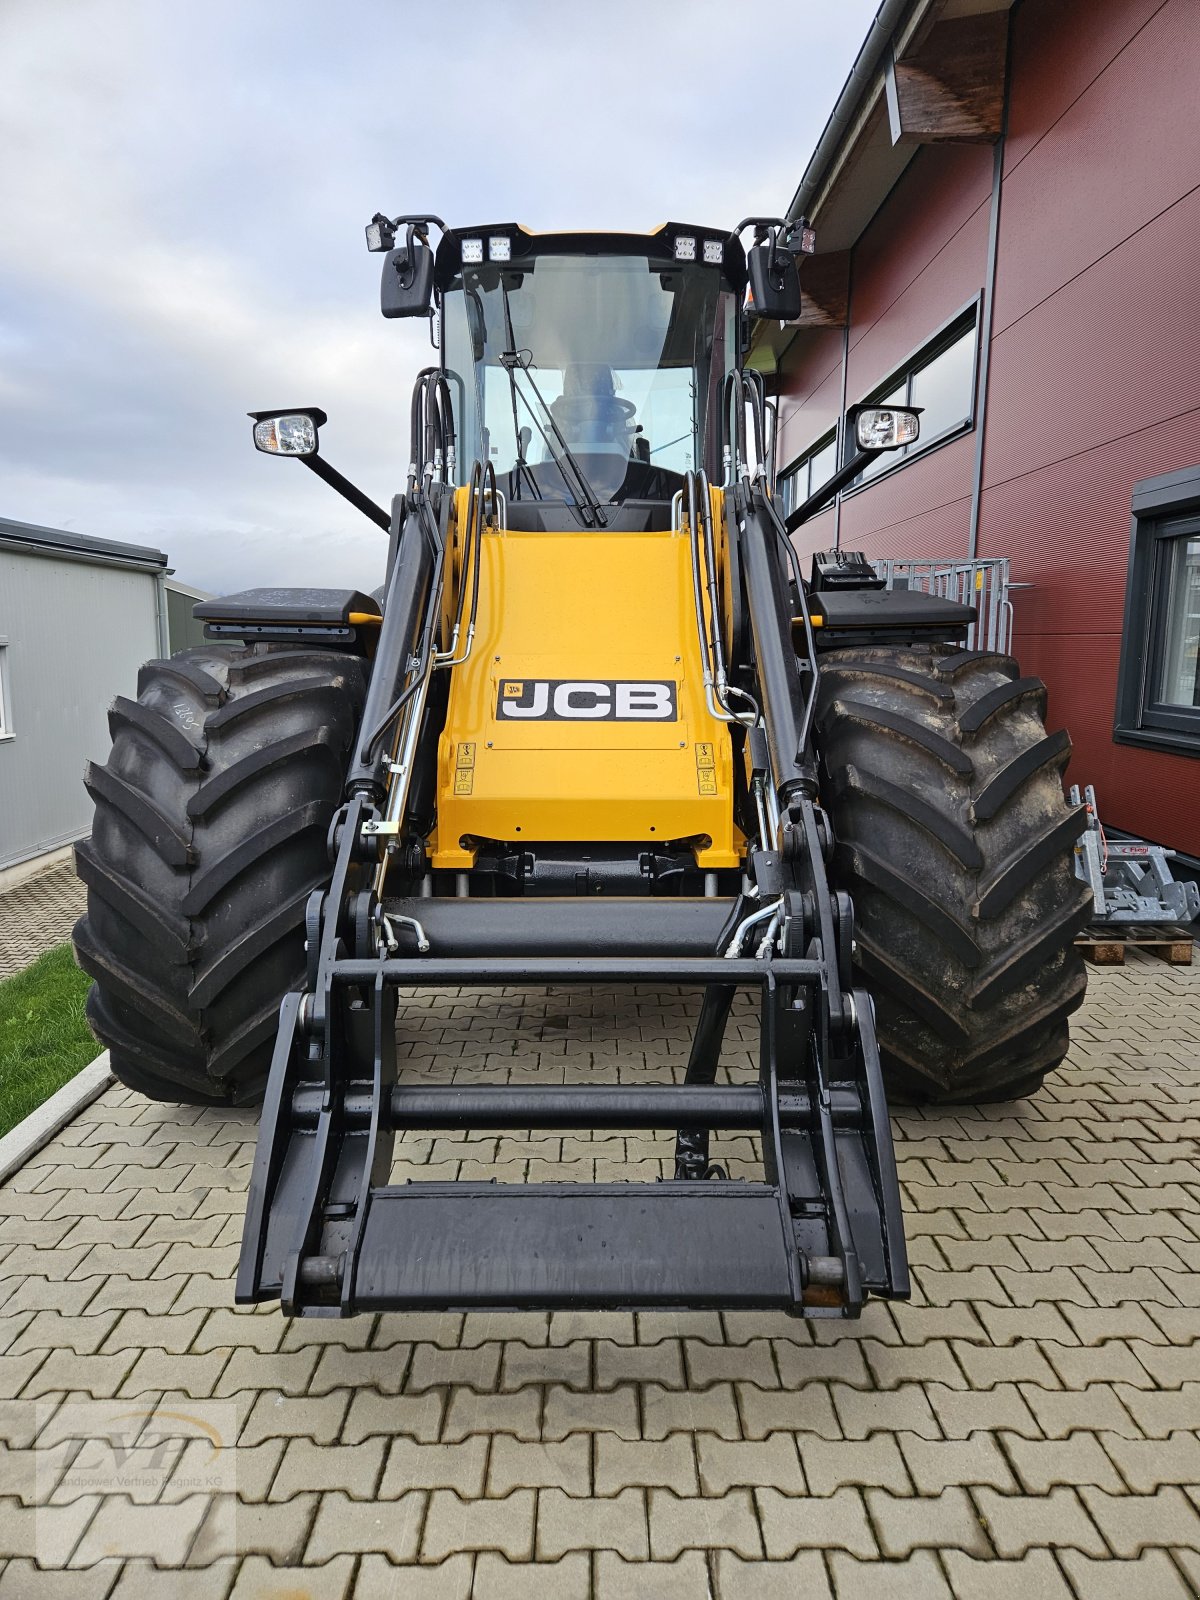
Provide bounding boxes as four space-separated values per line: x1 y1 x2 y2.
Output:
847 305 979 489
1115 468 1200 756
779 431 838 517
1159 534 1200 709
0 642 11 740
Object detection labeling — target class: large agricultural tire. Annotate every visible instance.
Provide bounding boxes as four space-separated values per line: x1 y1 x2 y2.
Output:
814 644 1091 1103
73 644 367 1105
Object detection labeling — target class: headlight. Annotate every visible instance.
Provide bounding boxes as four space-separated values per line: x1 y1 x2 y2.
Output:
855 407 920 452
253 414 319 456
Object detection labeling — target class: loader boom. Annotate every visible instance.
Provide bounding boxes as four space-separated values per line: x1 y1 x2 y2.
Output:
231 221 924 1316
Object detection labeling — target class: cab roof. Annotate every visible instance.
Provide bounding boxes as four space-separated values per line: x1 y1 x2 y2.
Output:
434 223 747 290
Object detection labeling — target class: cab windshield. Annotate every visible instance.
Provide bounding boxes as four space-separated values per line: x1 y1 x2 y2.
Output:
443 251 737 508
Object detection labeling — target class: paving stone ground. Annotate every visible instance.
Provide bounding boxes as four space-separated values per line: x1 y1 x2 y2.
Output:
0 864 86 978
0 948 1197 1597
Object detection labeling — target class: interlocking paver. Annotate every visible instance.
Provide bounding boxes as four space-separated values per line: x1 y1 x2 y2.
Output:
501 1339 588 1391
190 1494 316 1566
269 1438 386 1501
490 1436 591 1495
542 1383 638 1439
832 1380 940 1439
239 1388 350 1445
120 1348 230 1399
2 953 1197 1592
596 1434 697 1494
472 1552 590 1599
594 1551 710 1599
409 1341 502 1393
353 1553 472 1599
72 1494 209 1565
867 1485 990 1556
1111 1383 1200 1437
1002 1431 1125 1492
827 1549 952 1598
595 1337 685 1389
686 1337 778 1388
973 1485 1106 1556
424 1487 535 1560
1099 1429 1200 1490
713 1549 834 1599
1059 1549 1197 1599
698 1432 802 1494
940 1549 1075 1599
800 1432 910 1495
648 1486 762 1558
380 1437 488 1497
341 1387 444 1443
926 1381 1040 1439
228 1555 354 1599
0 1560 139 1599
305 1488 426 1560
756 1486 876 1558
1078 1484 1200 1555
649 1376 742 1440
737 1381 839 1440
538 1484 648 1557
442 1386 540 1442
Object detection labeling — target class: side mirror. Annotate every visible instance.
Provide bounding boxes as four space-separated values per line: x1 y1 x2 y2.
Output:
381 238 435 319
853 405 921 452
249 407 327 457
746 242 801 322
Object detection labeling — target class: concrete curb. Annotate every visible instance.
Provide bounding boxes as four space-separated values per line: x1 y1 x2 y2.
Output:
0 1051 113 1185
0 842 80 894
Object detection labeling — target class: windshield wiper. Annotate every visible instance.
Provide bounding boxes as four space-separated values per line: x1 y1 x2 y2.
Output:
500 353 607 528
496 279 607 527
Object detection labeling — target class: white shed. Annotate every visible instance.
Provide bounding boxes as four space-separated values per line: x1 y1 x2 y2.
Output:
0 516 172 873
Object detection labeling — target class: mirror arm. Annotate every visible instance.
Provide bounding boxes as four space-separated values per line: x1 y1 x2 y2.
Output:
299 453 391 534
785 447 881 534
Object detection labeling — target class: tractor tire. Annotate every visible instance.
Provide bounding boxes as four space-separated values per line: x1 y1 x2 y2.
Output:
814 644 1091 1103
73 643 367 1105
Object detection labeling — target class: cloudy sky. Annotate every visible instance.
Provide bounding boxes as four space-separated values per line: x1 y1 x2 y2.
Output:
0 0 876 595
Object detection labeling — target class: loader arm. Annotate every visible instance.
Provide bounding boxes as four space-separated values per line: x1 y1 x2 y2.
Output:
236 451 910 1317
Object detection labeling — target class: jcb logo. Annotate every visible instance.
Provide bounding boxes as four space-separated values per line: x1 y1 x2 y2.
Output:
497 679 677 721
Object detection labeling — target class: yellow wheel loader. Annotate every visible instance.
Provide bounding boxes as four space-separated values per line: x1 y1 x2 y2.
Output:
73 215 1091 1317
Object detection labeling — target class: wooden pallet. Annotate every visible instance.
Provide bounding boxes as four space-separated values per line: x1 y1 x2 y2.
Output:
1076 923 1195 966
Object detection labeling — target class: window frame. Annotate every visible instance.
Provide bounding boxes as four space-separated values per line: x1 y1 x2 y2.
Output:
841 297 982 495
1114 466 1200 757
778 428 839 518
0 640 12 742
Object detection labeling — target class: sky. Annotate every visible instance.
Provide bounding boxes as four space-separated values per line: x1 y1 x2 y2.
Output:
0 0 877 596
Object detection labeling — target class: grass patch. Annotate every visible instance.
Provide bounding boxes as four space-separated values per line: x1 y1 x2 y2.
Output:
0 944 99 1139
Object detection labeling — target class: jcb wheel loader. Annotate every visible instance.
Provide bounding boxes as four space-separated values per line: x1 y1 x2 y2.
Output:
74 216 1091 1317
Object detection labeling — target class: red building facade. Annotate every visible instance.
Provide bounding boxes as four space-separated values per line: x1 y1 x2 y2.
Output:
764 0 1200 859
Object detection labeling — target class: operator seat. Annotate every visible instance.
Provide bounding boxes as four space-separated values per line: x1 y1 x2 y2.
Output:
550 363 637 453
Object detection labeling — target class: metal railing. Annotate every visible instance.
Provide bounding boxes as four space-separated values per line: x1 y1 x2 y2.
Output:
870 557 1014 654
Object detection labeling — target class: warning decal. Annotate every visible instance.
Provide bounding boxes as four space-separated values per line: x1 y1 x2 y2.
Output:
454 742 475 795
695 741 717 796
